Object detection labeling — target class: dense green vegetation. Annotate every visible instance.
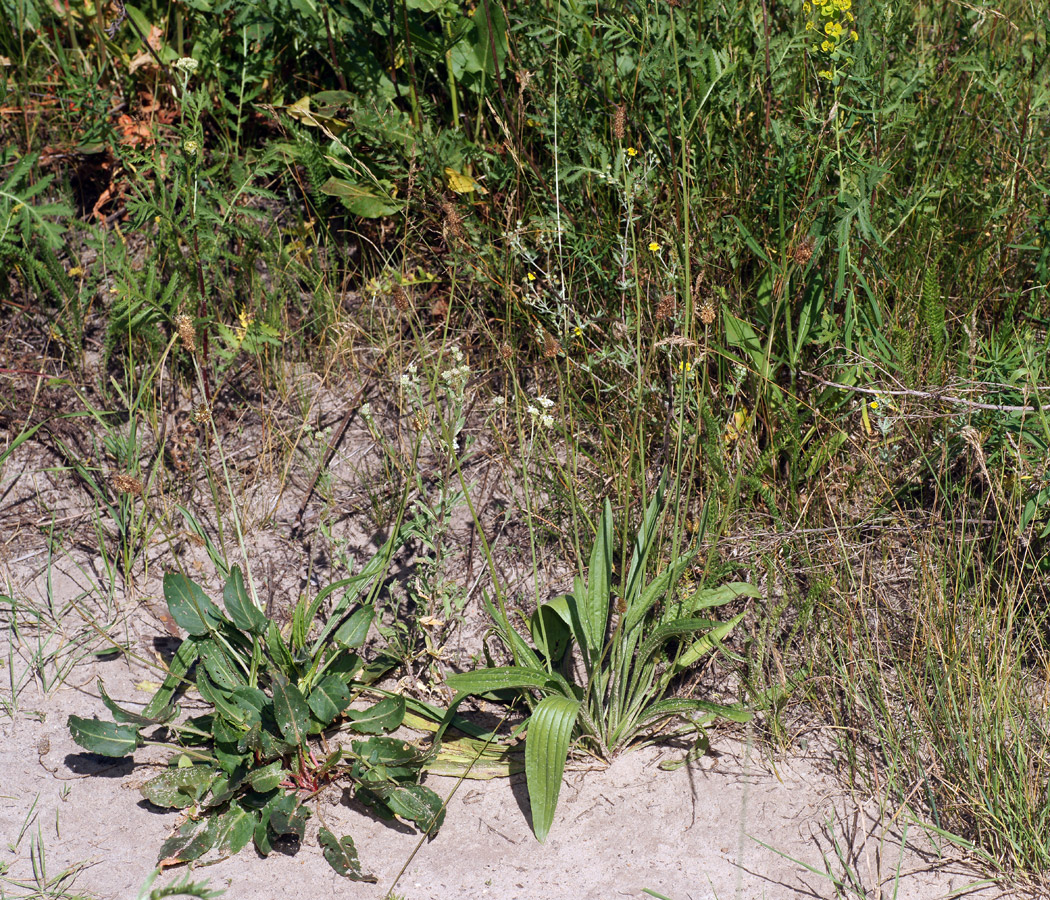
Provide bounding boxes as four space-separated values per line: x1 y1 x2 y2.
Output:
3 0 1050 889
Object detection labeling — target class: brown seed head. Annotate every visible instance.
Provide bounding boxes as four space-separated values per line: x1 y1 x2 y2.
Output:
791 236 815 266
655 293 677 322
543 333 562 358
612 104 626 141
440 197 465 242
174 313 196 352
112 473 144 496
392 283 410 313
193 403 211 424
699 300 716 326
499 342 514 362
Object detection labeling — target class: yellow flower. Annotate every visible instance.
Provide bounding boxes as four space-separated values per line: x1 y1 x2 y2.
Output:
850 29 858 40
648 241 660 252
803 0 811 11
818 69 834 79
806 21 815 30
626 147 638 157
821 39 835 51
527 272 536 282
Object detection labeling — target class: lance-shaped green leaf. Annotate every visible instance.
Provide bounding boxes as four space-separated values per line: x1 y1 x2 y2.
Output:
363 782 446 831
271 672 309 747
97 677 175 726
686 582 760 613
669 612 747 676
140 766 218 809
215 804 257 857
164 573 224 636
306 674 354 724
222 566 267 635
332 606 374 649
345 695 405 734
67 716 142 757
142 635 201 719
445 666 562 696
580 500 614 664
267 792 309 839
319 827 376 881
524 695 580 842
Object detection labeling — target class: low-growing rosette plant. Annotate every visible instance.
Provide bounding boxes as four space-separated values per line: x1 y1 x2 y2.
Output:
68 541 444 880
445 481 757 841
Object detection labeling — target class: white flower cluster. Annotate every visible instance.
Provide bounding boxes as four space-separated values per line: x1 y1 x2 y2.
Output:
440 347 470 400
173 57 199 73
527 394 556 430
400 361 418 389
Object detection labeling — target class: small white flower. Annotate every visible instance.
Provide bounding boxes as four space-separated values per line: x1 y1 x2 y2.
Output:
359 402 372 418
539 414 555 429
536 395 555 409
492 396 505 407
173 57 199 73
527 405 539 418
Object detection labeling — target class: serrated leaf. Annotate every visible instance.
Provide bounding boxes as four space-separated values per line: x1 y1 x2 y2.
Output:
271 673 309 747
307 674 354 724
524 695 580 842
140 767 218 809
164 573 224 636
319 827 377 881
345 695 405 734
223 566 268 635
67 716 141 757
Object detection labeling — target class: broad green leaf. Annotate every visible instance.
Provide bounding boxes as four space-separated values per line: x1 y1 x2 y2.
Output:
320 177 404 218
271 673 310 747
197 669 247 725
265 620 296 677
164 573 224 636
622 479 665 608
223 566 267 635
333 606 374 649
142 635 200 719
635 617 721 668
319 827 377 881
351 737 426 781
67 716 141 757
345 695 405 734
215 804 257 857
140 767 218 809
247 760 286 792
307 674 354 724
199 640 247 691
369 783 446 831
530 597 572 664
670 612 746 675
633 696 750 731
581 500 614 664
160 815 219 863
621 551 698 636
445 666 560 696
686 582 760 613
268 792 309 839
524 695 580 842
97 677 173 726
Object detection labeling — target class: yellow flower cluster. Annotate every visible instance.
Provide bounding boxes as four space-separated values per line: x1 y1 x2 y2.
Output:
803 0 858 81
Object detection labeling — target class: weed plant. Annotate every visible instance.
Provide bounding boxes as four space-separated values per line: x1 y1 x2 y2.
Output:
3 0 1050 887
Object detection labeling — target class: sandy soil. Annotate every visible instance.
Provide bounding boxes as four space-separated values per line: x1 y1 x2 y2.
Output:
0 378 1029 900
